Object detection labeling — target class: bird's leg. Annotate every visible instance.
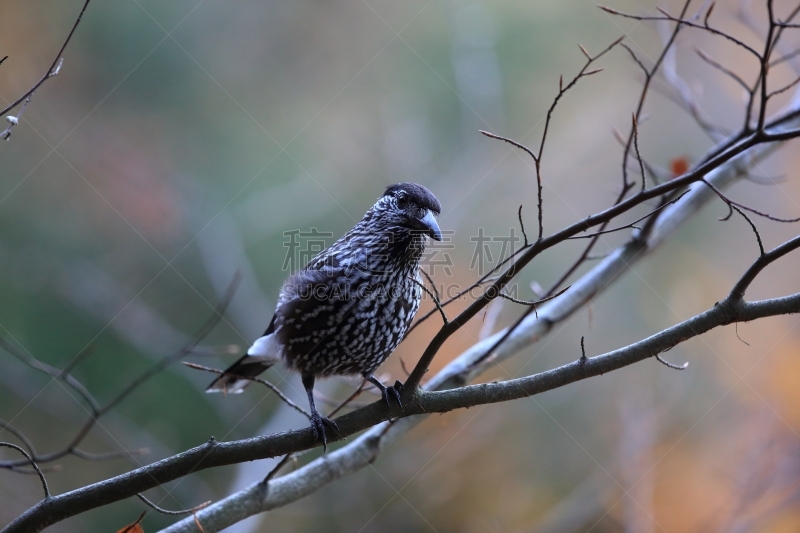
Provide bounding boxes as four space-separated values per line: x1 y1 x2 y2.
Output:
301 373 339 452
365 374 403 410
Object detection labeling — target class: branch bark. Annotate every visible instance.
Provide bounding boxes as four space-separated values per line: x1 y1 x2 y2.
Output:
156 294 800 533
156 99 800 533
3 100 789 533
5 10 800 531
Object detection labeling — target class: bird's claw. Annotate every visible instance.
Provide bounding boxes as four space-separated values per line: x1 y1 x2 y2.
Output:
380 380 404 410
386 385 402 409
310 413 340 452
366 375 404 411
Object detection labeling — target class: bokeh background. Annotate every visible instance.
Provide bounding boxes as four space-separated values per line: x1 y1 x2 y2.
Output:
2 0 800 531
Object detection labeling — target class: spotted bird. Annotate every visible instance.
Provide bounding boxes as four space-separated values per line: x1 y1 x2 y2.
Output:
207 183 443 448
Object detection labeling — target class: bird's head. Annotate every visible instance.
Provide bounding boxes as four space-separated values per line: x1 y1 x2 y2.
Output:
375 182 442 241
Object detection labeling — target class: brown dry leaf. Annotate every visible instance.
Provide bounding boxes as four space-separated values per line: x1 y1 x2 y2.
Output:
116 511 146 533
670 156 690 177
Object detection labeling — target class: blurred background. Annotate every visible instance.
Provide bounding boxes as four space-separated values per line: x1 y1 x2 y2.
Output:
2 0 800 531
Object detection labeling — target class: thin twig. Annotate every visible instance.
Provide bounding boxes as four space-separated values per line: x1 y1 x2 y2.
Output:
695 48 751 92
703 179 800 223
728 235 800 301
601 5 762 58
262 453 295 484
655 354 689 370
0 0 92 117
136 493 210 516
734 322 751 346
0 338 101 413
518 205 529 247
479 131 538 163
182 362 310 419
568 191 689 240
0 442 49 498
632 115 647 192
620 42 649 75
0 420 37 458
70 447 150 461
768 75 800 99
731 205 765 256
327 379 369 418
1 273 242 468
410 274 448 325
469 286 570 370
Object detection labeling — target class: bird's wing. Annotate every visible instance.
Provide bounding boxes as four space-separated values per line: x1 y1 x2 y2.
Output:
275 263 360 366
261 313 276 336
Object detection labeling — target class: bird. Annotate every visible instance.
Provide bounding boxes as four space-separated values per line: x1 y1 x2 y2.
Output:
207 182 442 449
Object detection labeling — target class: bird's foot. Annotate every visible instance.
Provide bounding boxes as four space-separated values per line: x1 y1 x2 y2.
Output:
391 380 404 409
309 412 340 452
378 380 404 410
366 375 404 411
384 383 402 410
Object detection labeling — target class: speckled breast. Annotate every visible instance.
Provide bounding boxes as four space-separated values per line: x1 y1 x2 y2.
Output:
274 266 423 377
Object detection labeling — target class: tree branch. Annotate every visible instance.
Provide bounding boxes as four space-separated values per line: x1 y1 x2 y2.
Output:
157 293 800 533
6 94 800 532
0 0 91 140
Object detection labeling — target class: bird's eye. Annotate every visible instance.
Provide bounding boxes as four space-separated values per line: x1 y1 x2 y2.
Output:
396 194 408 209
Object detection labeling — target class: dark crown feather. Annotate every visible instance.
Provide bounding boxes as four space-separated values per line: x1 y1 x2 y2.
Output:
383 183 441 215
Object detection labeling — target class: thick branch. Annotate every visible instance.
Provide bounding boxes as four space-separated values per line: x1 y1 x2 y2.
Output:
402 106 800 391
153 95 800 532
7 288 799 533
157 289 800 533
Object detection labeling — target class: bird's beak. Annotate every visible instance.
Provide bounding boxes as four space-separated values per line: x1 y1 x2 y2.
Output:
417 209 442 241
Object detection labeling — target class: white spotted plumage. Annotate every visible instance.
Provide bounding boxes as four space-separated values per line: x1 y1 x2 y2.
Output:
206 183 441 449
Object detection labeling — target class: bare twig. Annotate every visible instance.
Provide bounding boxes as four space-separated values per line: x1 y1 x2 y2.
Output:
470 286 570 369
182 362 310 419
600 5 762 58
518 205 529 246
620 42 649 75
6 5 800 531
0 0 92 139
326 380 369 418
1 273 242 468
410 273 448 325
618 0 692 191
695 48 751 92
11 288 800 533
703 178 800 223
70 448 150 461
0 338 101 414
261 453 295 483
0 442 49 498
735 323 751 346
632 115 648 191
0 420 37 458
655 354 689 370
728 235 800 301
659 25 727 141
567 191 689 240
731 204 766 256
768 75 800 99
136 493 210 516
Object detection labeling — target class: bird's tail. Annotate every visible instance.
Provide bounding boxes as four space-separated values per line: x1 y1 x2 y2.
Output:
206 333 281 394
